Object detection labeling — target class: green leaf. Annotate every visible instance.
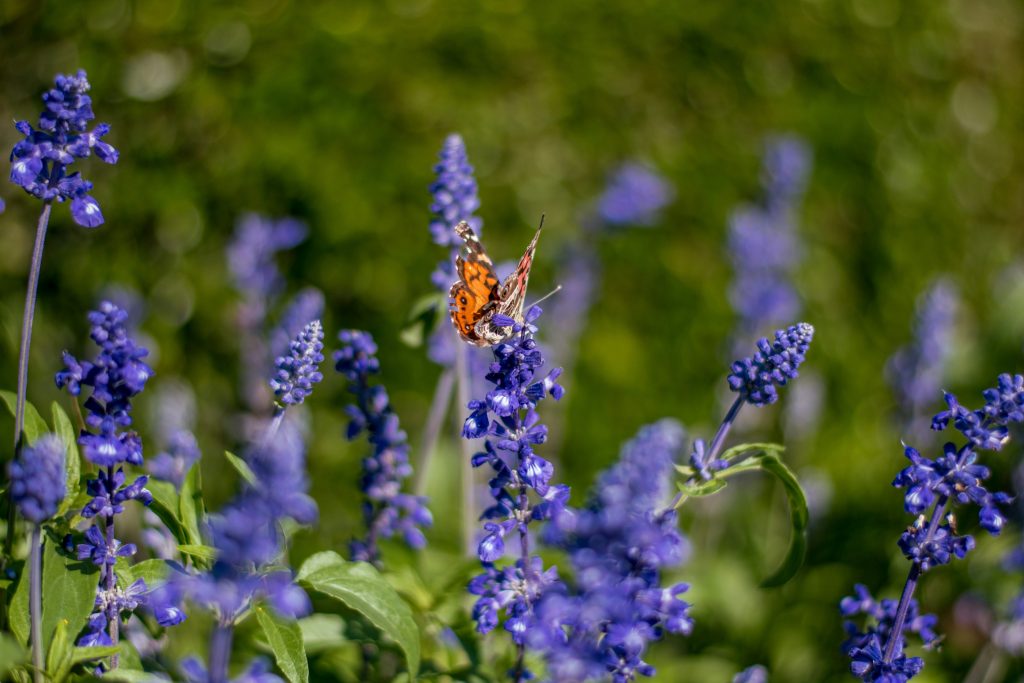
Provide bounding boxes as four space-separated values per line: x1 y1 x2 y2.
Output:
721 452 809 587
41 534 100 658
9 560 29 647
677 477 727 502
719 441 785 463
297 614 346 654
177 544 217 563
122 558 173 588
256 605 309 683
46 618 73 683
146 480 189 548
0 390 48 446
179 463 206 550
70 645 121 665
399 293 445 348
50 402 81 518
297 552 420 678
0 632 26 676
100 668 166 683
224 451 257 486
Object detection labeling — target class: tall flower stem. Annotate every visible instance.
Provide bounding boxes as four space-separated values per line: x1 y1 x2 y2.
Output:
28 525 42 683
103 471 120 669
454 342 475 557
882 497 949 664
5 202 53 558
208 623 234 683
413 368 454 496
707 396 745 463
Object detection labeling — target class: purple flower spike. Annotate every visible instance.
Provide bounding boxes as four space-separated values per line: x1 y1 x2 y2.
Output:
594 162 674 228
8 70 118 226
335 329 432 565
270 320 325 406
728 323 814 406
8 434 66 524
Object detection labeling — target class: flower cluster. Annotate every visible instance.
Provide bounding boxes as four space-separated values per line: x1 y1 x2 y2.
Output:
534 419 693 682
270 320 325 406
887 280 958 429
844 374 1022 681
269 287 325 360
727 322 815 407
733 666 769 683
460 306 565 678
148 430 202 490
152 418 315 640
335 330 432 564
429 133 482 290
594 162 674 228
727 136 811 337
8 69 118 226
227 213 309 409
8 434 66 524
55 302 181 650
841 584 938 681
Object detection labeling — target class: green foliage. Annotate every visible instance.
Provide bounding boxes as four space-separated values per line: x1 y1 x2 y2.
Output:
297 552 420 678
256 605 309 683
40 533 101 659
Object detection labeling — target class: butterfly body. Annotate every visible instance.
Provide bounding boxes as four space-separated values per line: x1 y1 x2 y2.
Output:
449 221 541 346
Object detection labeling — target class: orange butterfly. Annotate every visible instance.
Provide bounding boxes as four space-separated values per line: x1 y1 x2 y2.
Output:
449 220 542 346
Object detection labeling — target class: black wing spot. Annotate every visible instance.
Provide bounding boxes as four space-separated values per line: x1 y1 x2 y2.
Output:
460 296 468 305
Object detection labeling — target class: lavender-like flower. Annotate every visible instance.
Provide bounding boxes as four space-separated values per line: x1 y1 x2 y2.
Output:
335 330 432 565
8 434 66 524
533 419 693 682
270 320 325 406
227 213 308 411
728 136 811 339
843 375 1022 681
593 162 674 228
150 419 314 683
428 133 482 293
5 70 116 560
9 69 118 227
148 430 202 491
55 302 180 665
727 323 815 407
269 287 325 360
887 280 958 433
461 306 565 682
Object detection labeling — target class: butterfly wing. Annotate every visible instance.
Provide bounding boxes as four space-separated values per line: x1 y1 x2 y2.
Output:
449 221 501 346
475 225 542 344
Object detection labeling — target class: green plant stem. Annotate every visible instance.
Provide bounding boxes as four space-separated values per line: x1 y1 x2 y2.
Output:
28 525 42 683
5 202 53 560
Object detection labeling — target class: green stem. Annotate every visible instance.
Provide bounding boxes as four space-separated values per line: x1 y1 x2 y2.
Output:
28 525 42 683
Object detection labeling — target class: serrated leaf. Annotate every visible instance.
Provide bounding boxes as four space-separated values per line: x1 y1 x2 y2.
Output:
224 451 257 486
0 632 26 676
177 544 217 563
721 452 809 587
297 614 346 654
41 534 100 658
256 606 308 683
0 390 48 446
297 552 419 678
50 402 81 518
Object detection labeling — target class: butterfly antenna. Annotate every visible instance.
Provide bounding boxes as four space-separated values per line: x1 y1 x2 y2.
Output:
528 284 562 308
537 214 546 231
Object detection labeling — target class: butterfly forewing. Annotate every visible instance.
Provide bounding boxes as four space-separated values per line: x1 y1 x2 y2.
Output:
448 220 542 347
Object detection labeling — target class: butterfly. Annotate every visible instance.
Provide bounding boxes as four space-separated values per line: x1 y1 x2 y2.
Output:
449 220 542 346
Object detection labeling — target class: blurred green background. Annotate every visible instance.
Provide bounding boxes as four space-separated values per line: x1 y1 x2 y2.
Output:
2 0 1024 680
